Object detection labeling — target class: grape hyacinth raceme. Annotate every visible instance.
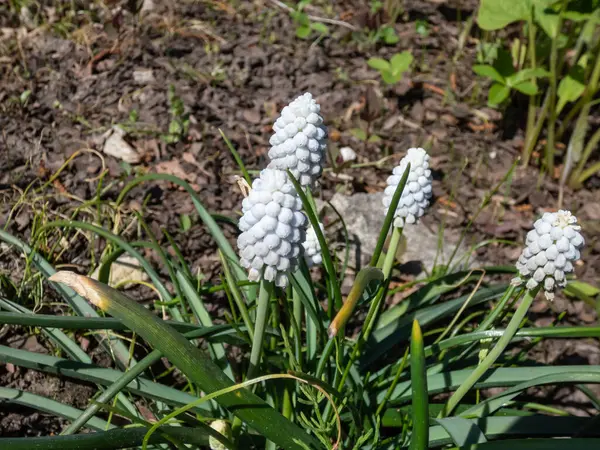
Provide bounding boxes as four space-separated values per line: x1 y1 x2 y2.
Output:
512 210 585 300
267 93 328 189
382 147 433 228
303 222 325 267
237 168 307 287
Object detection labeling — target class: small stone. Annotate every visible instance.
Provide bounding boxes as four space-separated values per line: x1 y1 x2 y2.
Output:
103 127 141 164
133 68 155 84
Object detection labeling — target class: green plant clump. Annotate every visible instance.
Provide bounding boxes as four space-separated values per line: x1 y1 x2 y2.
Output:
475 0 600 189
0 89 598 450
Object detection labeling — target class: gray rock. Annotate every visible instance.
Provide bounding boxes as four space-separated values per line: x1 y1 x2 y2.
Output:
319 192 476 273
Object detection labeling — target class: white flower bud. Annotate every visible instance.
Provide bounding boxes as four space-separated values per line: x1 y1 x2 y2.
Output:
209 420 231 450
303 222 325 267
512 210 584 300
382 148 433 228
267 93 327 189
238 169 307 287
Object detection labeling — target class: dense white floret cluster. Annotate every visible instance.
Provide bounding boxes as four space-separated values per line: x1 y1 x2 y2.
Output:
512 210 585 300
382 147 433 228
267 93 327 189
237 169 307 287
303 222 324 267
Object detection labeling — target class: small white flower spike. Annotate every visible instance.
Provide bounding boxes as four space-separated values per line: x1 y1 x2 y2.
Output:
512 210 585 300
303 222 325 267
237 168 307 288
267 93 328 189
209 420 231 450
382 148 433 228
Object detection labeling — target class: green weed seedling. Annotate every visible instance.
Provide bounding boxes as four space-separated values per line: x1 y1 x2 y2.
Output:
368 50 413 84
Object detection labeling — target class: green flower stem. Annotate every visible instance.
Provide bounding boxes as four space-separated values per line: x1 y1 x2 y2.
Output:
292 287 303 368
247 280 274 380
441 286 539 416
375 347 409 417
221 251 254 341
333 228 403 394
382 226 403 277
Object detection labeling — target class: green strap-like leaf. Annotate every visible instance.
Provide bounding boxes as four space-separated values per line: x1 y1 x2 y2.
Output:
408 320 428 450
0 426 212 450
0 386 112 432
382 366 600 406
50 272 320 450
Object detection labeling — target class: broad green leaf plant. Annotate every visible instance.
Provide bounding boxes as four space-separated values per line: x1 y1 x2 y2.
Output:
476 0 600 190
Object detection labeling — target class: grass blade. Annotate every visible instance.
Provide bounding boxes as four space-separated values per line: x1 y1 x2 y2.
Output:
176 269 233 377
427 416 600 448
0 386 112 432
0 343 212 413
38 220 173 306
220 128 252 185
466 438 600 450
0 298 91 363
0 426 212 450
380 367 600 406
114 173 246 282
462 371 600 418
0 229 133 369
432 417 487 446
363 284 507 368
286 170 342 314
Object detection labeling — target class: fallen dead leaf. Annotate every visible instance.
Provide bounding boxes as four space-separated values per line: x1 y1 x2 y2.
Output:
103 127 141 164
154 159 195 183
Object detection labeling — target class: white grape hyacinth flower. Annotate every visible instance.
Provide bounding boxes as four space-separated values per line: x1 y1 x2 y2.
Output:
237 168 307 287
382 147 433 228
512 210 585 300
303 222 325 267
267 92 327 189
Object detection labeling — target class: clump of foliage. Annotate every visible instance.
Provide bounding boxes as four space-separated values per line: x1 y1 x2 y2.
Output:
475 0 600 190
0 85 599 450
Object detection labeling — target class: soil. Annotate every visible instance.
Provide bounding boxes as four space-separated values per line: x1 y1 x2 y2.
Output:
1 0 599 439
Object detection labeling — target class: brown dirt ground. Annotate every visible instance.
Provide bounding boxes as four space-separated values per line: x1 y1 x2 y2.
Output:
1 0 599 438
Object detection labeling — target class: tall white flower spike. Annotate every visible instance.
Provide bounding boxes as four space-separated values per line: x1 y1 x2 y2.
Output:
237 169 307 287
267 93 327 189
382 147 433 228
512 210 585 300
303 222 325 267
